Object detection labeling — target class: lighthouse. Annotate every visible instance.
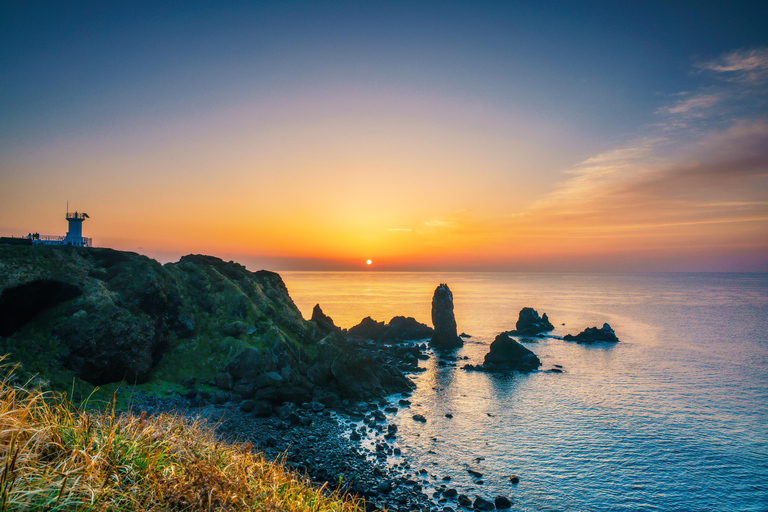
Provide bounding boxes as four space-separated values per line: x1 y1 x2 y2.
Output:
23 207 93 247
65 211 90 246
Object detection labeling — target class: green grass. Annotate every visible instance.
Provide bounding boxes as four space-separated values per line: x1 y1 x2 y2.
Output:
0 357 362 511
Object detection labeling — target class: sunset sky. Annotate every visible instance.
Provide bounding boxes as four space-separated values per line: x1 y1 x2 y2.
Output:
2 1 767 271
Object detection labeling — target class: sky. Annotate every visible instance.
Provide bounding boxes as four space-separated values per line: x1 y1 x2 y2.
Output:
1 1 767 271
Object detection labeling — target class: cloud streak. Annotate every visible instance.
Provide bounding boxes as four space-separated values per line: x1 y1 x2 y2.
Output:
498 48 768 269
696 47 768 82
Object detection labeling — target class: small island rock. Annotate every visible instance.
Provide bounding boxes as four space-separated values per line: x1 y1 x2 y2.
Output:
468 333 541 372
508 307 554 335
563 323 619 343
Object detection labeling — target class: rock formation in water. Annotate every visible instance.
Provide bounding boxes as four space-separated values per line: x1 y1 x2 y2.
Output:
507 307 554 336
463 333 541 372
347 315 433 343
380 316 433 342
429 283 463 349
563 323 619 344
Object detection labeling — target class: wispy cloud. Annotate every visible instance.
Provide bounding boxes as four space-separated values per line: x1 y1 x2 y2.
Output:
696 47 768 82
505 48 768 268
652 48 768 131
660 94 720 116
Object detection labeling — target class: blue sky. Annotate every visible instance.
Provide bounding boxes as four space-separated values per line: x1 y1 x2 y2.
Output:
1 1 767 270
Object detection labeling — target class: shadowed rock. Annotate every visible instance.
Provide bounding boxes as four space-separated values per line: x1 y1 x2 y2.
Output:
564 323 619 344
379 316 433 342
464 333 541 372
483 333 541 371
311 304 342 336
507 307 554 336
430 284 462 349
347 316 388 340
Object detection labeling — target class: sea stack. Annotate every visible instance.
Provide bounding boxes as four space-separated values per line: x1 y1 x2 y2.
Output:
430 283 463 349
482 333 541 371
509 307 555 336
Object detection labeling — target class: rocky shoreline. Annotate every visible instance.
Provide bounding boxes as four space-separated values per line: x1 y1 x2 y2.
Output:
124 380 449 511
122 333 522 512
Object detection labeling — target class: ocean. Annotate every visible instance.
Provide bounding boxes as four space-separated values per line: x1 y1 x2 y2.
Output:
281 272 768 512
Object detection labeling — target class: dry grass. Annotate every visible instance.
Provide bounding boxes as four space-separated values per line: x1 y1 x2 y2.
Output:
0 359 361 511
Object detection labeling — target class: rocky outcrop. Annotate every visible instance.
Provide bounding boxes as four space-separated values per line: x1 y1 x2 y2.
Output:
379 316 433 342
564 323 619 344
464 333 541 372
347 316 388 340
430 284 462 349
310 304 341 336
507 307 554 336
347 315 433 343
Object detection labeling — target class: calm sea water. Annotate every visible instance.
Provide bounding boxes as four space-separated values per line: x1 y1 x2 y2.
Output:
281 272 768 512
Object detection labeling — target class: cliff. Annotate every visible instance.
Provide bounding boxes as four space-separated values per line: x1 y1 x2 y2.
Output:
0 245 411 403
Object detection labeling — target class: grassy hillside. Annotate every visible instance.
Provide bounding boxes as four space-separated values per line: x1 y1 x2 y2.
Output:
0 360 360 511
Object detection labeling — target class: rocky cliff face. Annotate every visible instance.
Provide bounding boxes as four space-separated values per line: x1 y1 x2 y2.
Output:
0 245 414 403
0 246 183 384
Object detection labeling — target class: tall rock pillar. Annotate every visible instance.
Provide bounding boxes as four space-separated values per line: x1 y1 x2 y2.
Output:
430 283 463 349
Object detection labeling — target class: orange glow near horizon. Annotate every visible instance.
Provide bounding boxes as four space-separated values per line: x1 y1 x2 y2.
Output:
1 69 767 272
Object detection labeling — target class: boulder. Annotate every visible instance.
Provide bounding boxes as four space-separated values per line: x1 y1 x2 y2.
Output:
494 496 512 509
232 379 256 398
563 323 619 344
376 480 392 494
430 284 463 349
508 307 554 335
224 348 262 380
473 497 495 510
477 333 541 372
252 400 274 417
255 371 284 388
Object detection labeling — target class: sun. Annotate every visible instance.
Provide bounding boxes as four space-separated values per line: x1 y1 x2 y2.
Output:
366 259 372 265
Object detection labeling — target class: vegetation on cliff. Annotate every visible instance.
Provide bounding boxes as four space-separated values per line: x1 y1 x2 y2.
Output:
0 244 413 407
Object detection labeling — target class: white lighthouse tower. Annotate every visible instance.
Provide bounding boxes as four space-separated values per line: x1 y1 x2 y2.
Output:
24 204 93 246
65 211 90 246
